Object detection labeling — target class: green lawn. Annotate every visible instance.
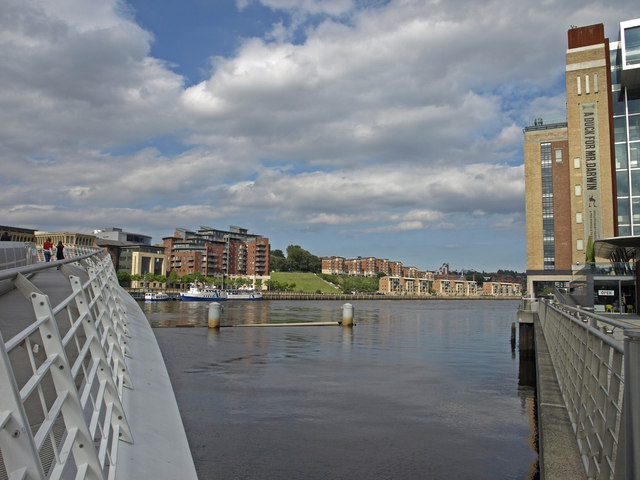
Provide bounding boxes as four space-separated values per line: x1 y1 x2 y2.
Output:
269 272 341 293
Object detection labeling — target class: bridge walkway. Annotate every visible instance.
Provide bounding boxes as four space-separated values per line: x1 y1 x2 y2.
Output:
0 259 197 479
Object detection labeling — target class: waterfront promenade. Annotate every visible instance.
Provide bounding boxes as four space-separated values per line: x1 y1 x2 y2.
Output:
0 248 197 479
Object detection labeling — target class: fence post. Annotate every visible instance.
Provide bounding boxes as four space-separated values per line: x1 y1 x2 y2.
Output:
624 329 640 480
0 330 46 479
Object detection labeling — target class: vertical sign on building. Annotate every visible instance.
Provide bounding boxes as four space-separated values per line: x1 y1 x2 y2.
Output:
580 102 601 240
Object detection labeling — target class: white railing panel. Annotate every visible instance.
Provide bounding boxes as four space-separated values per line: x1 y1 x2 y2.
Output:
539 300 627 480
0 250 132 480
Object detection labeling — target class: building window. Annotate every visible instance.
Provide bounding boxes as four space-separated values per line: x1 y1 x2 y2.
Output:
616 143 629 169
594 73 598 93
577 239 584 251
624 25 640 66
630 115 640 142
577 76 582 95
576 212 583 223
586 75 590 94
555 149 563 163
615 116 627 142
618 170 630 196
619 197 631 224
541 143 555 270
632 143 640 168
575 184 582 196
574 157 581 169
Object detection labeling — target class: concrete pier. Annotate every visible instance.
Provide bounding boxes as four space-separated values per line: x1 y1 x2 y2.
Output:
517 302 584 479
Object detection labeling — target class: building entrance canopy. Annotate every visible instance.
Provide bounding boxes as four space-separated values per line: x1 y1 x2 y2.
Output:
594 235 640 260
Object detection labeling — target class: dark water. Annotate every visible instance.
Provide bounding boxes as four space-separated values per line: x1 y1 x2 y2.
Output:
147 300 538 480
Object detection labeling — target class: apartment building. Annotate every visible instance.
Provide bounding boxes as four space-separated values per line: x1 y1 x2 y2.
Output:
378 276 433 295
433 278 479 296
482 282 522 297
164 226 270 278
321 255 408 277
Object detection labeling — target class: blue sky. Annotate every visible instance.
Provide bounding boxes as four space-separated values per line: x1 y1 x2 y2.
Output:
1 0 638 272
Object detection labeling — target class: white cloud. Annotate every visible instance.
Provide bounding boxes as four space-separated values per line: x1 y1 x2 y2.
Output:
1 0 637 269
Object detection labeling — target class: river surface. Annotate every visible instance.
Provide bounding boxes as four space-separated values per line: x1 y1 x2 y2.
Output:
146 299 538 480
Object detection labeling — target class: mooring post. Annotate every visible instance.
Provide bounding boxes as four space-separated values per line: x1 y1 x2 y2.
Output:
342 303 354 327
208 302 222 329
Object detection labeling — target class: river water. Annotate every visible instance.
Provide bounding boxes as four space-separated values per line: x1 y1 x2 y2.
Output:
146 299 538 480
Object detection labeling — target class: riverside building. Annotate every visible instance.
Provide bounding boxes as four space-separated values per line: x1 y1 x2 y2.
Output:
525 18 640 310
163 225 270 278
320 255 423 278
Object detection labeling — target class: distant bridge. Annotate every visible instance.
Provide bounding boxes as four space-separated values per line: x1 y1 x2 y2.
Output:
0 243 197 479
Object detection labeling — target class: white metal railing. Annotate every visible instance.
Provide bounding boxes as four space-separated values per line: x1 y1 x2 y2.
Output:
0 249 133 479
537 299 639 479
519 296 539 312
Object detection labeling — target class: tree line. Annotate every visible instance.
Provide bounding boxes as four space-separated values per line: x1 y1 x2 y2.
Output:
270 245 321 273
117 270 261 289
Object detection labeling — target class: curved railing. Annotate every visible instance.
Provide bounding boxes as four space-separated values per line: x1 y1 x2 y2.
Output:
0 248 133 479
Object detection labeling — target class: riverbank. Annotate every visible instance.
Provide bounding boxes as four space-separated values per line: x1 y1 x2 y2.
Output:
127 288 521 301
262 292 523 300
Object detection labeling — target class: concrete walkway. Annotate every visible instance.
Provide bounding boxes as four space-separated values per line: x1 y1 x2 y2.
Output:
533 317 585 480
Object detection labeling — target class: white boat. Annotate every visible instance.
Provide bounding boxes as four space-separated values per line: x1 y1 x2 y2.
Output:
145 292 170 302
180 284 228 301
226 289 263 301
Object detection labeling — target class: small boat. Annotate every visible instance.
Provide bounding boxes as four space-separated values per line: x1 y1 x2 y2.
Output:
226 289 263 301
145 292 170 302
180 284 228 301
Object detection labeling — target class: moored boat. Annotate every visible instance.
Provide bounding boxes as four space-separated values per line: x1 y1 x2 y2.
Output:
145 292 170 301
180 284 228 301
226 289 263 301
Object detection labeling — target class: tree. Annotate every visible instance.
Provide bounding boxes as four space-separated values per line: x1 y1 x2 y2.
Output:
168 270 179 286
286 245 320 272
117 270 131 287
270 249 288 272
585 236 595 267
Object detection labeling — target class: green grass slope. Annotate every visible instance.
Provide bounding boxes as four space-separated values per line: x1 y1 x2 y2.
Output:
269 272 341 294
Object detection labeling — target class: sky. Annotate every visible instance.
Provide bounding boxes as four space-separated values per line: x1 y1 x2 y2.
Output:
1 0 638 273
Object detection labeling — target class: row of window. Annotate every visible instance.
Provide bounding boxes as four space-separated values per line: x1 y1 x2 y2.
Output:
541 143 555 270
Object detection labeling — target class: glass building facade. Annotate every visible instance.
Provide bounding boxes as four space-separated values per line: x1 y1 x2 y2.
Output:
613 19 640 236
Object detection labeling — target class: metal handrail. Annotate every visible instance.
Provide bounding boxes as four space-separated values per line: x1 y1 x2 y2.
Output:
0 247 102 282
550 301 635 336
538 299 628 479
0 249 132 479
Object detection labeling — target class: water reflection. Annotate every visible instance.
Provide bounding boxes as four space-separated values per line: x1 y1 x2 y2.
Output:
149 299 538 479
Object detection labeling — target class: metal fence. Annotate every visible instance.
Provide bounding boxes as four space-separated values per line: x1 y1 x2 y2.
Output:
537 299 640 479
0 249 133 480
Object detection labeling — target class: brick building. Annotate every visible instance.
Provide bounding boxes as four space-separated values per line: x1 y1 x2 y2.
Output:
482 282 522 297
164 226 269 278
321 255 408 278
524 20 640 295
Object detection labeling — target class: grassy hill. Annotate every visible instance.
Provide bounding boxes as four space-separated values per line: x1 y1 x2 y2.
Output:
269 272 341 294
